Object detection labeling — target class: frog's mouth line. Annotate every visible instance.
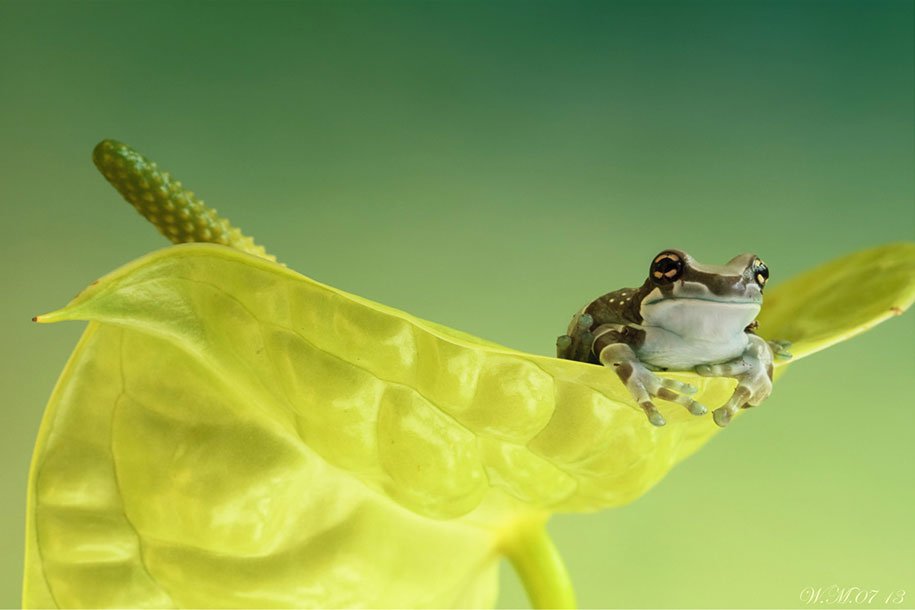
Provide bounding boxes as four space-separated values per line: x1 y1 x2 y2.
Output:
643 297 762 307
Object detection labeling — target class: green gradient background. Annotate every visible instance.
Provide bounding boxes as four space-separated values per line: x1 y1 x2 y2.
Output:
1 1 913 608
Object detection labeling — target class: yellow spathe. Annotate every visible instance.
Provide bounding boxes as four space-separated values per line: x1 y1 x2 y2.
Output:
25 241 915 608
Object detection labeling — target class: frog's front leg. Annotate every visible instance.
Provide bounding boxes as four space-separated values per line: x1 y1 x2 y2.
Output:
594 325 708 427
696 334 775 427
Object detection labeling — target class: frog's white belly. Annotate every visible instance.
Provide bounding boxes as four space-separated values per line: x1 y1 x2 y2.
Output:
635 327 749 370
635 298 759 370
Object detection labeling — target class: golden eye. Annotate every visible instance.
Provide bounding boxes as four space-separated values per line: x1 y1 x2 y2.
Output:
650 251 683 284
753 258 769 287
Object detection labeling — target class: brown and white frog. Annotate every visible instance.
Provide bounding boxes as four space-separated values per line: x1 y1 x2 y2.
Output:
557 250 791 427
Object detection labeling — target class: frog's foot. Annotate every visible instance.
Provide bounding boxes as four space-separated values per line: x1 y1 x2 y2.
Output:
556 334 572 359
557 332 594 361
599 344 707 427
556 314 595 361
708 383 756 427
696 335 774 427
768 339 793 360
577 313 593 331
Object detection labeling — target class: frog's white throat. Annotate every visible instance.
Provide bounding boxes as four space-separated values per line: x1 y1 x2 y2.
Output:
640 297 760 340
637 296 761 369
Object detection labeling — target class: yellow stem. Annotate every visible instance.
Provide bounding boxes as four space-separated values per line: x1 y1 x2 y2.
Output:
502 520 577 609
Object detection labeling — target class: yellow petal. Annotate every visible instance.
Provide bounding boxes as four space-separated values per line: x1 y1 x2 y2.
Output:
26 240 914 608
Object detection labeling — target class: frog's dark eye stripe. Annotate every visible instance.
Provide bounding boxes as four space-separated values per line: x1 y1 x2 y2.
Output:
650 252 683 283
753 258 769 287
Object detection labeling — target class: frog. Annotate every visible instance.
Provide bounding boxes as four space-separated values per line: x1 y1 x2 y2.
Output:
556 249 792 427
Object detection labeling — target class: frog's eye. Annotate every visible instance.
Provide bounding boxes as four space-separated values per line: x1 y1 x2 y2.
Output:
651 251 683 283
753 258 769 287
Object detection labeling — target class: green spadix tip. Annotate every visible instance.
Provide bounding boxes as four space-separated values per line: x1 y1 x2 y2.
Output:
92 139 277 263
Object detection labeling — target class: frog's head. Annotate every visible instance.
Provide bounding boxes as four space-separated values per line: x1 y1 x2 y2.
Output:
639 249 768 338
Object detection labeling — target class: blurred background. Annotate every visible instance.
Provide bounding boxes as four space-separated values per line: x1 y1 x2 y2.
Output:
1 1 912 607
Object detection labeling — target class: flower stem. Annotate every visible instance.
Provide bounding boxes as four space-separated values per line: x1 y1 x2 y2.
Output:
502 520 577 609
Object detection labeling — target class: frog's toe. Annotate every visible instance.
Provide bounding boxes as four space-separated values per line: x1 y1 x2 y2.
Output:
556 334 572 358
744 387 771 408
696 360 752 377
641 402 667 427
573 330 594 361
656 387 707 416
712 385 753 428
576 313 593 330
768 339 794 360
626 375 667 426
636 370 707 418
689 402 708 416
658 377 698 395
713 406 733 427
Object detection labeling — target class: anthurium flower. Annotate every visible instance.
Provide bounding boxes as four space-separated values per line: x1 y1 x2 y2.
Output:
24 142 915 609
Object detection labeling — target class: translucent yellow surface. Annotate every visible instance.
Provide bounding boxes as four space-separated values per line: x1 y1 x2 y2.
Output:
25 242 915 608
